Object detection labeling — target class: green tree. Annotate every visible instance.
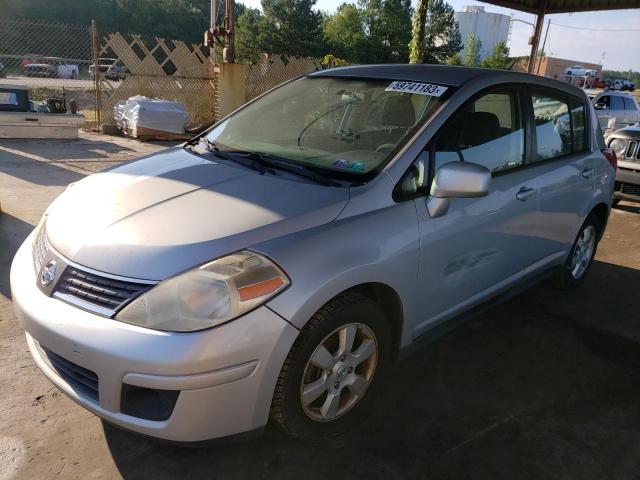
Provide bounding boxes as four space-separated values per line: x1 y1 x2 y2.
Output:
464 32 481 66
446 53 462 65
421 0 462 64
324 3 367 63
235 8 263 65
360 0 412 63
260 0 326 58
481 41 510 70
408 0 428 64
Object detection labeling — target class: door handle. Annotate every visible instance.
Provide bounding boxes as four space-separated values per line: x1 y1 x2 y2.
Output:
582 167 593 179
516 186 536 202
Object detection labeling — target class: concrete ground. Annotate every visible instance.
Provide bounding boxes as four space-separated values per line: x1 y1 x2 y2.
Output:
1 133 640 480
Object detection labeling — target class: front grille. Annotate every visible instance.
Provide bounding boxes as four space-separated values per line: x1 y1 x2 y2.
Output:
32 221 48 274
625 141 638 160
621 183 640 196
37 343 99 402
53 267 151 315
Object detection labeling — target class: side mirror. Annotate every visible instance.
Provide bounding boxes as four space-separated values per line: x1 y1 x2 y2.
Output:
594 101 607 110
426 162 491 218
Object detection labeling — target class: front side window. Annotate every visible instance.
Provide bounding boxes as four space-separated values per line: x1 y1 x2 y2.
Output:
203 77 451 180
610 96 625 110
433 89 524 174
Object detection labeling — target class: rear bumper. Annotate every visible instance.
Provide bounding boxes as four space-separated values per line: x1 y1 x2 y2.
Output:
11 236 299 441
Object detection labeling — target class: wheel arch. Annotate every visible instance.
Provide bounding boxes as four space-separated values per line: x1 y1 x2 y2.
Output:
345 282 404 360
589 202 609 239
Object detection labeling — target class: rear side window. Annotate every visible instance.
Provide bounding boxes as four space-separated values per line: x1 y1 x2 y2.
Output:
532 90 587 161
623 97 638 111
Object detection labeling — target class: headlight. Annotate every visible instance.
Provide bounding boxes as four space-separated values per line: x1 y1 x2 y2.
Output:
609 138 627 157
116 250 289 332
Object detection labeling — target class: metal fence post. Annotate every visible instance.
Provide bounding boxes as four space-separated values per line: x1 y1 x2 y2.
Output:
91 19 101 129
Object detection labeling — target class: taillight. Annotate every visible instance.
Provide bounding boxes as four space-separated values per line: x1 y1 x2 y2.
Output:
601 148 617 170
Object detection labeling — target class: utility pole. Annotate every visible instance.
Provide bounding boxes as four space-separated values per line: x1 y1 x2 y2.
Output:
205 0 235 63
223 0 235 63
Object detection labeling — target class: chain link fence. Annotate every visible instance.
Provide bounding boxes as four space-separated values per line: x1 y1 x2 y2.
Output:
0 18 99 121
2 17 326 133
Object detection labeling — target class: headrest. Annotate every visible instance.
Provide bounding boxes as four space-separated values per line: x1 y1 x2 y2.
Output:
459 111 501 147
382 95 416 128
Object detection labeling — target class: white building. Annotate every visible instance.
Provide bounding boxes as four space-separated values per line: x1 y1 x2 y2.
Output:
455 5 510 61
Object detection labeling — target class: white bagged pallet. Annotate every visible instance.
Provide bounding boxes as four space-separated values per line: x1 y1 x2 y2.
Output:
114 96 191 135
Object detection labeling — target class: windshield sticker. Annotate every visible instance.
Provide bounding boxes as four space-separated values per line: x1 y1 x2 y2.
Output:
333 159 366 172
385 81 447 97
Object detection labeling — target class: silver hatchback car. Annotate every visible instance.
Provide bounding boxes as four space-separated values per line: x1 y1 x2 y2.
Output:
11 65 616 443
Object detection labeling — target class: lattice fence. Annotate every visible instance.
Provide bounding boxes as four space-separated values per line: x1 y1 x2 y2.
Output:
98 32 219 124
245 55 322 102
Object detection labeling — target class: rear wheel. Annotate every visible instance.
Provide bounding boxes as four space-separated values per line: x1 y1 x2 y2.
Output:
270 291 389 441
555 213 600 289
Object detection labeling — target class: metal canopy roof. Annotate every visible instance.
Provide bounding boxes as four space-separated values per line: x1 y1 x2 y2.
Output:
480 0 640 72
482 0 640 14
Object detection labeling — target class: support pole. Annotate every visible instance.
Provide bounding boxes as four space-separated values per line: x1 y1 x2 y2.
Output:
91 19 101 129
223 0 235 63
527 0 548 74
536 18 550 75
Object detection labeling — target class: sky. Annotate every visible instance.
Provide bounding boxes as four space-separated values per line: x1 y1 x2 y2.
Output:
240 0 640 71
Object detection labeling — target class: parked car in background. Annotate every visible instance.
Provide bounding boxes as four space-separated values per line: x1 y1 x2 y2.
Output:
0 62 6 78
592 91 640 130
11 65 616 443
53 58 79 79
24 63 57 78
89 58 128 81
20 55 50 72
606 124 640 205
608 78 636 91
565 65 588 76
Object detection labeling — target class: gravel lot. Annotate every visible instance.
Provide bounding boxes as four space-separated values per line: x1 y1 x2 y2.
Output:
1 133 640 480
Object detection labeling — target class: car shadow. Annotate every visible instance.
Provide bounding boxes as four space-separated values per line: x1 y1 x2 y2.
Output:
103 260 640 479
0 137 136 161
0 147 85 186
614 202 640 215
0 212 34 299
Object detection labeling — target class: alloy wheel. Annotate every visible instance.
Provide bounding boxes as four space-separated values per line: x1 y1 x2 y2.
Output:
300 323 378 422
570 224 596 280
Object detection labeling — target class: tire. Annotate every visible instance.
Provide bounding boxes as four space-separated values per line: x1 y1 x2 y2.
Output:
567 71 572 75
555 212 601 289
270 291 390 441
71 71 77 79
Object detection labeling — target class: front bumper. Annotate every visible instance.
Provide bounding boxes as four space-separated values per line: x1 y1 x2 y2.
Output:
614 166 640 202
10 236 299 442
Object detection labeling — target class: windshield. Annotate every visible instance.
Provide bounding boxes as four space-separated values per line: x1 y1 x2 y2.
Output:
204 76 451 179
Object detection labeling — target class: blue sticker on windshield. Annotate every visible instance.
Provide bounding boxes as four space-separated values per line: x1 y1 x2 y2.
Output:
334 160 366 172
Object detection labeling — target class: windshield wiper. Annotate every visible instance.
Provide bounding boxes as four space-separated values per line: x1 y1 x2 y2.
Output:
186 139 341 186
225 150 342 187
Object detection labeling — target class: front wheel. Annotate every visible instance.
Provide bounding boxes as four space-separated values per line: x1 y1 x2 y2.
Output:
270 291 390 441
555 213 600 289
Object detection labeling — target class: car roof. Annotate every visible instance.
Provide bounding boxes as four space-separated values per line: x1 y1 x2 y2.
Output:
309 64 584 94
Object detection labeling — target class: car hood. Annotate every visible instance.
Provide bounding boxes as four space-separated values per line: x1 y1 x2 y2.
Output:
45 148 349 280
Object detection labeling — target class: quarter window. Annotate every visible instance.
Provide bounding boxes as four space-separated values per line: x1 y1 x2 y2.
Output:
433 90 524 174
623 97 638 111
569 101 586 153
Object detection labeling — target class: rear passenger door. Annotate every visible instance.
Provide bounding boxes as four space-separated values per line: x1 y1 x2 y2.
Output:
529 88 596 261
